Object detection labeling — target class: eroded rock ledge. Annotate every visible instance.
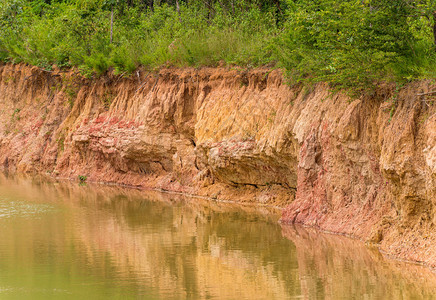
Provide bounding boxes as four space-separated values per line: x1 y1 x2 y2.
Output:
0 63 434 268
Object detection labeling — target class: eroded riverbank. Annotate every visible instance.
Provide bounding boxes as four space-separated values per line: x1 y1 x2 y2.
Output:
0 63 434 268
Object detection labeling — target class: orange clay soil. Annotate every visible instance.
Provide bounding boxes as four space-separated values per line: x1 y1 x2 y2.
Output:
0 63 435 268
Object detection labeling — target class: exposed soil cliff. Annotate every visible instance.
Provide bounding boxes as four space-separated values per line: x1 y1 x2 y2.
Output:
0 63 434 268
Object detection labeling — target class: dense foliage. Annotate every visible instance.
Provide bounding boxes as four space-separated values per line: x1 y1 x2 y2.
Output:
1 0 435 91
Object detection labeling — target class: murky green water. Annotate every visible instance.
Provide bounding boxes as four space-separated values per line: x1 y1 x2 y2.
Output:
0 174 435 299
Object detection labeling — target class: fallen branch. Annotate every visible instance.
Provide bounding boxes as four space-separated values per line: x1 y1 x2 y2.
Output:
422 99 436 108
135 71 152 93
24 74 36 81
115 71 127 83
417 91 436 96
151 75 159 92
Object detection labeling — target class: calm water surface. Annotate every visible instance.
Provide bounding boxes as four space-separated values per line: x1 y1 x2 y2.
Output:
0 174 435 299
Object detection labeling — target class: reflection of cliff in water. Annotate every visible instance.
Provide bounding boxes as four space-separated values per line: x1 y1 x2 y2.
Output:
0 174 301 299
1 174 436 299
281 225 436 299
69 188 301 299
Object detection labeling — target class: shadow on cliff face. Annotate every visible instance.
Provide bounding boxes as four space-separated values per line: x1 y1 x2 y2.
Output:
280 224 436 299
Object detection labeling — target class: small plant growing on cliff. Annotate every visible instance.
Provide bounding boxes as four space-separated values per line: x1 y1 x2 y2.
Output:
65 86 77 107
62 76 79 108
5 76 15 85
12 108 21 120
57 133 65 152
102 90 114 110
78 175 87 183
268 110 276 123
388 84 402 123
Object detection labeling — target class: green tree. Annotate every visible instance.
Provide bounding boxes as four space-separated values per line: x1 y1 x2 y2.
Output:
276 0 435 91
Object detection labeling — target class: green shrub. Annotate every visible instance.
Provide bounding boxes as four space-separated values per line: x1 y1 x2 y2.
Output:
78 175 87 183
0 0 435 93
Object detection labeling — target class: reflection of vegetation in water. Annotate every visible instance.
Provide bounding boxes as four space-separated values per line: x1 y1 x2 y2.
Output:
0 174 435 300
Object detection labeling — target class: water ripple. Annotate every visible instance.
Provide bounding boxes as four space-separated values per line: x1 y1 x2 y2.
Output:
0 198 57 219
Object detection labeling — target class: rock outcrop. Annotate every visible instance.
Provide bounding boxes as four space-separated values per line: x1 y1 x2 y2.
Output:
0 63 434 268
